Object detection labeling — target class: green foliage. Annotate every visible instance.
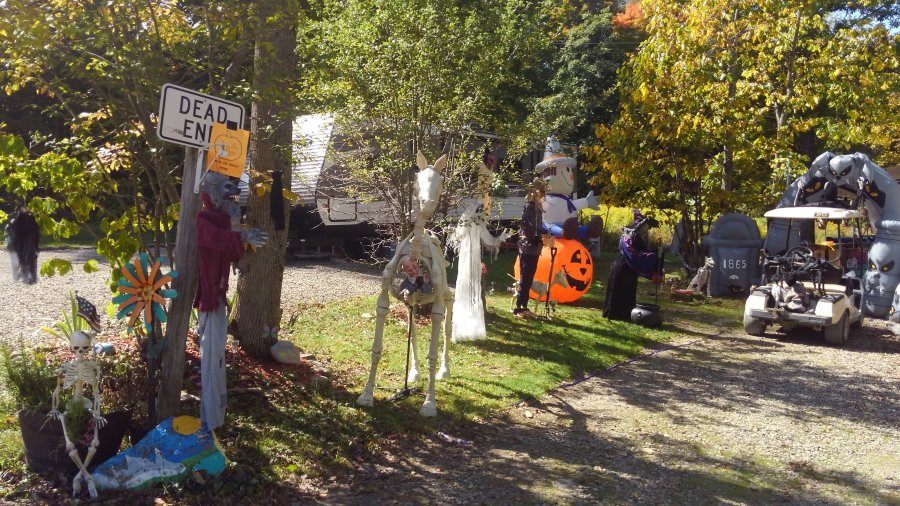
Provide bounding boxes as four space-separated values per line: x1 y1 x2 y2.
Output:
0 345 57 414
39 291 89 343
312 0 566 237
38 258 73 278
82 259 101 274
0 1 256 282
61 397 90 445
0 133 101 242
531 5 639 146
0 426 24 477
582 0 899 270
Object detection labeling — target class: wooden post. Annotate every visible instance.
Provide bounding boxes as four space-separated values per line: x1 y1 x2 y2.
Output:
157 148 201 421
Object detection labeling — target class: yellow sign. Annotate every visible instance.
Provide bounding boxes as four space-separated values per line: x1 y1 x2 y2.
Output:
206 122 249 177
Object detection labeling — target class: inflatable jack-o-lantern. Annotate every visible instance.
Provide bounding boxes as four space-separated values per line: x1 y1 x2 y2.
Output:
514 238 594 303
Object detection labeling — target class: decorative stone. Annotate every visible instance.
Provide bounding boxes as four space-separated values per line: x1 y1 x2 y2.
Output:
270 340 303 365
310 375 331 389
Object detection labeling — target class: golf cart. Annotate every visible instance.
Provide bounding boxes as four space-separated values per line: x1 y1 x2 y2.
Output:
743 206 866 345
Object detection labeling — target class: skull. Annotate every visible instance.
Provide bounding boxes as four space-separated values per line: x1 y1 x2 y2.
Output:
70 330 94 359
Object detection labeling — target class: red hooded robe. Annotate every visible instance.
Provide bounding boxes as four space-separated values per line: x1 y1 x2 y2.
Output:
194 193 244 312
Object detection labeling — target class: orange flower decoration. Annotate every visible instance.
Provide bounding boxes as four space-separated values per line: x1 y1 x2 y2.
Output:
112 253 178 333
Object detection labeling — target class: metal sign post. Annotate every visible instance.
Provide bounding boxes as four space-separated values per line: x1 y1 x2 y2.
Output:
154 84 246 419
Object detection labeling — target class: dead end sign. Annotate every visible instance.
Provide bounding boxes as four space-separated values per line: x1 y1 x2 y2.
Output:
157 83 246 149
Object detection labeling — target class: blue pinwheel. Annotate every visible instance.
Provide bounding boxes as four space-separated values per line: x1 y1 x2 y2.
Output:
112 253 178 333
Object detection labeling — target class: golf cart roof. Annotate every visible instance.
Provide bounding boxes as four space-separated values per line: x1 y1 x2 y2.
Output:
763 206 864 220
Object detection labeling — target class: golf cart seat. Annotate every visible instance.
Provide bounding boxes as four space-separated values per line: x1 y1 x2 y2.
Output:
801 281 849 295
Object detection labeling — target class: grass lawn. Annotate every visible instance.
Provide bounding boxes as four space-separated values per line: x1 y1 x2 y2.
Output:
291 250 673 432
0 248 746 502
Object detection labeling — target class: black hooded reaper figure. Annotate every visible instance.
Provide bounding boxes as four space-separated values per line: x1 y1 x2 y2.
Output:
603 209 661 321
5 206 39 284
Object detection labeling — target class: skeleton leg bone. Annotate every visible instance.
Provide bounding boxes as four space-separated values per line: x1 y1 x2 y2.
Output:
59 412 98 498
419 298 445 417
436 291 452 380
406 303 419 384
357 290 389 407
357 241 407 407
73 421 100 498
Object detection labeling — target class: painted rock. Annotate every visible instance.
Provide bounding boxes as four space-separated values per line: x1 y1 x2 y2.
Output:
92 416 225 490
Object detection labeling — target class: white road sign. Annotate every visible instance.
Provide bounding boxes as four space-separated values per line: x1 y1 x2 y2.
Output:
157 83 246 149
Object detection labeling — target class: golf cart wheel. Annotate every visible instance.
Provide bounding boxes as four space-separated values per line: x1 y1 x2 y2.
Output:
850 313 864 329
743 313 766 336
824 311 849 345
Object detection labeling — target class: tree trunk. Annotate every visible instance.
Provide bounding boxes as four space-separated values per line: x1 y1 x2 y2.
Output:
233 0 299 358
158 148 201 421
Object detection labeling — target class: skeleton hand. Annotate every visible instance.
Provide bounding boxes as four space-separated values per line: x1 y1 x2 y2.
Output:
91 411 107 428
584 191 599 210
48 409 61 420
240 228 268 248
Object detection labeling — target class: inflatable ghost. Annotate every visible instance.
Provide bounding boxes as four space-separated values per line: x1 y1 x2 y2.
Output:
764 151 837 255
817 153 900 318
536 136 603 240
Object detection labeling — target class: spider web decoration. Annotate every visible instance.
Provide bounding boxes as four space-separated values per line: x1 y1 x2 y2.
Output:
112 253 178 333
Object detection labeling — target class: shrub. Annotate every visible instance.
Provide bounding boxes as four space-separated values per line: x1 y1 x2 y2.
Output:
97 337 146 419
0 344 57 414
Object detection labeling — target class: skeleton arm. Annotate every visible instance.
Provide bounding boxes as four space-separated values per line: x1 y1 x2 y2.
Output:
89 362 106 427
479 226 511 257
49 366 63 418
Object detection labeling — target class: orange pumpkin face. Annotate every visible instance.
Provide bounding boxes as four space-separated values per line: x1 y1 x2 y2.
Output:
514 238 594 303
212 132 242 162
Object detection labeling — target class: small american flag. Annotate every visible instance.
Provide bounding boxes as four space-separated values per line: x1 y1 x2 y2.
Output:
76 294 102 332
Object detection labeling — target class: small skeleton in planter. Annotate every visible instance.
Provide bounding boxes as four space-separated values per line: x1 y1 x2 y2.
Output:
48 330 106 498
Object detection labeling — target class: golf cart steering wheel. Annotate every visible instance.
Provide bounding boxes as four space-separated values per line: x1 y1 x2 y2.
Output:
785 245 815 268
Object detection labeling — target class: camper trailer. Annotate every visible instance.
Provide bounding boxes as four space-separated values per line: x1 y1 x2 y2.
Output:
240 113 582 258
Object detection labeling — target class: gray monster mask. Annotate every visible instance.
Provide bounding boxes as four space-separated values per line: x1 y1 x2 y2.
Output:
201 171 242 224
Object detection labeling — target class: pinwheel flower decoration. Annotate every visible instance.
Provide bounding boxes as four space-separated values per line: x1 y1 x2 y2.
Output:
113 253 178 333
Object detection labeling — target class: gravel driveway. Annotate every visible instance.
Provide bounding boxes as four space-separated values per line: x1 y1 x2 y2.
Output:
322 313 900 505
0 248 381 347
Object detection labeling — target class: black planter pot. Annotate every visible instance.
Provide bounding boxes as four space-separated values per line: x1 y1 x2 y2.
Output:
631 303 663 327
18 409 131 474
128 423 152 447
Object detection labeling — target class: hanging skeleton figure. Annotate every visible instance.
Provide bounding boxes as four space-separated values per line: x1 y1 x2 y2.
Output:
449 161 511 341
357 151 453 417
48 330 105 498
4 206 39 284
195 172 267 431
